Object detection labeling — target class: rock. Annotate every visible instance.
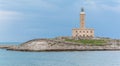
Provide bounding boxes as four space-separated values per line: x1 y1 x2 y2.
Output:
1 38 120 52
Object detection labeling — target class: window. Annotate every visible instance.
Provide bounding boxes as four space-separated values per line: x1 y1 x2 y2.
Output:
87 31 89 33
91 31 92 33
83 31 85 33
91 35 93 37
76 35 77 37
83 34 85 37
87 35 89 37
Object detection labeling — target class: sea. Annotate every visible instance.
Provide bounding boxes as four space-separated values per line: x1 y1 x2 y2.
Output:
0 42 120 66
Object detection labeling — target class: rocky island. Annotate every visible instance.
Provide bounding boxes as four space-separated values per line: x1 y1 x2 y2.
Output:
1 8 119 52
0 37 120 52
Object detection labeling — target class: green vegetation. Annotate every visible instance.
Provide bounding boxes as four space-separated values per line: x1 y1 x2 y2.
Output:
65 39 107 46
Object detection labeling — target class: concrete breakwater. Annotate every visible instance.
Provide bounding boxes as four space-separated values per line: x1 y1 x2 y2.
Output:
0 38 120 52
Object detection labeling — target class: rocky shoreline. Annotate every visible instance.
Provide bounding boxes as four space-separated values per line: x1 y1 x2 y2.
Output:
0 38 120 52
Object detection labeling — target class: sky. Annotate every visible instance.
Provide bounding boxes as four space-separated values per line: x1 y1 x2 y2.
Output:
0 0 120 42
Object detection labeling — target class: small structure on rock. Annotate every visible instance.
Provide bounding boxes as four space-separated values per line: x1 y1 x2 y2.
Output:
72 8 94 39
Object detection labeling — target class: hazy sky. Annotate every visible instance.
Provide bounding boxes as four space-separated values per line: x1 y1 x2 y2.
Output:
0 0 120 42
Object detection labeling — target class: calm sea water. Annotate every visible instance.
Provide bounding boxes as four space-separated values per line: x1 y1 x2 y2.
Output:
0 42 21 45
0 43 120 66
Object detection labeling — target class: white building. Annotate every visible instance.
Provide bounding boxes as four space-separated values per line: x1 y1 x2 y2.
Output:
72 8 94 39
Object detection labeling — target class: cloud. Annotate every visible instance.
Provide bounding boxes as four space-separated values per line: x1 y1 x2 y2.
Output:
73 0 120 13
0 11 18 19
0 10 22 22
0 0 58 11
24 0 58 10
0 10 23 31
100 4 120 13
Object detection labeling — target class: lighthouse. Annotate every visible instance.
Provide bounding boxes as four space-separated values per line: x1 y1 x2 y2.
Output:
80 8 85 29
72 8 94 39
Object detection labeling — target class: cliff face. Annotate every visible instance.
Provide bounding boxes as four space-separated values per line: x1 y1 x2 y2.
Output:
4 38 120 51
